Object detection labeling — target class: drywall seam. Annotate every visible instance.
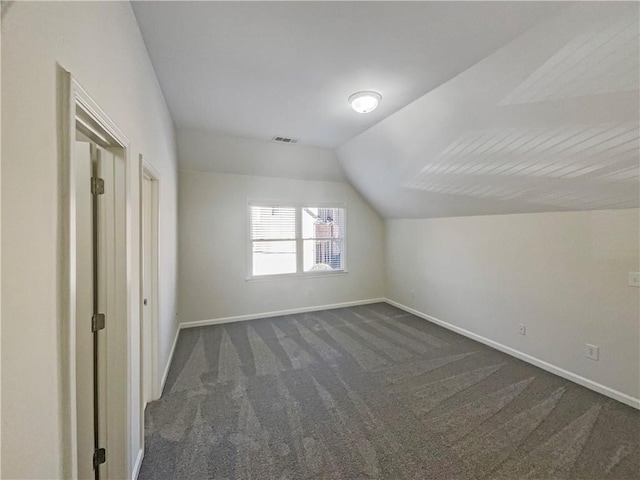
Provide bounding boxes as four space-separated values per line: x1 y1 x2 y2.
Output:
385 298 640 409
179 298 386 329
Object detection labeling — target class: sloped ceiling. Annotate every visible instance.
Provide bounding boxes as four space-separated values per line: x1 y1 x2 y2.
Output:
337 2 639 218
134 1 638 219
132 1 564 148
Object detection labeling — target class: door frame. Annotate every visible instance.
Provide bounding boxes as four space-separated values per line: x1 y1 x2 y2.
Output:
139 157 160 411
60 69 133 479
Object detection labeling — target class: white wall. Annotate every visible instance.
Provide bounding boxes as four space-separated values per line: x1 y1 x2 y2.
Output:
178 128 346 182
0 10 3 474
179 171 385 323
386 209 640 402
1 2 178 478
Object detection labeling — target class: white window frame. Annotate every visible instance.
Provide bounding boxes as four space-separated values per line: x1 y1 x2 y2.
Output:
247 200 347 280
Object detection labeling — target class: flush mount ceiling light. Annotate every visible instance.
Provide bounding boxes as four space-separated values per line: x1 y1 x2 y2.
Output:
348 91 382 113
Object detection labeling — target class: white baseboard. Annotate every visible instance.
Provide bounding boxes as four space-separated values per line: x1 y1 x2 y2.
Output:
159 327 180 395
132 448 144 480
384 298 640 410
179 298 386 330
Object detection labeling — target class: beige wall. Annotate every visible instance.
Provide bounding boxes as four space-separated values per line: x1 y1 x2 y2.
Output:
386 209 640 402
1 2 178 478
178 171 385 323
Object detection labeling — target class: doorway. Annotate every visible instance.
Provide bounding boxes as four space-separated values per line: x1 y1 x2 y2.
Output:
140 160 159 413
63 73 131 480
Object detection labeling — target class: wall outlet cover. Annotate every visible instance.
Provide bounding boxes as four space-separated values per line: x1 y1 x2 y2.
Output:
586 344 599 361
518 324 526 335
628 272 640 287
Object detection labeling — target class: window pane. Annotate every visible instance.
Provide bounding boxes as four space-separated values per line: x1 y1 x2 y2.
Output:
251 206 296 240
302 207 344 239
252 241 297 276
303 239 343 271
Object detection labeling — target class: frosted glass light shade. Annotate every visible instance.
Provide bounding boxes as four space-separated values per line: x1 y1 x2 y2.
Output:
348 91 381 113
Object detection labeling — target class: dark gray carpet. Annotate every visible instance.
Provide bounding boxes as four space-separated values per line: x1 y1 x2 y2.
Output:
139 303 640 479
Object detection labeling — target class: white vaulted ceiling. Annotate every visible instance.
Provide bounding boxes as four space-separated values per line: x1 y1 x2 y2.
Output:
338 2 639 217
133 1 639 218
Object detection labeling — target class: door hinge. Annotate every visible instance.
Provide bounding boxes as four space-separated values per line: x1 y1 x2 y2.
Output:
93 448 106 469
91 177 105 195
92 313 106 332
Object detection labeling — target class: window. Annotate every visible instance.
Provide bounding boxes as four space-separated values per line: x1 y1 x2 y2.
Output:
249 204 345 277
302 207 344 272
250 206 297 276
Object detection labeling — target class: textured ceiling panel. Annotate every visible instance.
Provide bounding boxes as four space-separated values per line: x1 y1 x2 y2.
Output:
408 123 638 181
500 14 639 105
404 122 639 210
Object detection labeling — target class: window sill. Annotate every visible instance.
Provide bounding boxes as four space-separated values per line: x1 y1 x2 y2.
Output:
246 270 348 282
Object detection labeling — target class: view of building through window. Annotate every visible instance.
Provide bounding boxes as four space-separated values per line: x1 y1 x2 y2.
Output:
302 207 344 272
250 205 345 276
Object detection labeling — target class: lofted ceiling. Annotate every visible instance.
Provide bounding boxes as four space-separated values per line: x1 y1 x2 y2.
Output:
338 2 639 217
132 1 564 148
133 1 638 219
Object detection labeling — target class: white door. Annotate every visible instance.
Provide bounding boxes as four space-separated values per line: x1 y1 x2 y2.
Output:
103 146 128 480
75 139 127 480
75 140 95 480
141 174 154 406
76 141 111 480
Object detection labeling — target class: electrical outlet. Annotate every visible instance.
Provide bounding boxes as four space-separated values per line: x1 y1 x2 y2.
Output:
518 324 526 335
410 289 415 299
586 344 599 361
628 272 640 287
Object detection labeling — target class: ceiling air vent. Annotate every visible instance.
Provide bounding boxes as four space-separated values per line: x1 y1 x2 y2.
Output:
272 136 298 144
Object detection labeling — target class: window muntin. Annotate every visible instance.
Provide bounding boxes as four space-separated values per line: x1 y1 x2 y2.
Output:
249 204 345 277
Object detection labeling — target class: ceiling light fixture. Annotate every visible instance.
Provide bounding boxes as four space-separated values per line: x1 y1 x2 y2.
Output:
348 91 382 114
